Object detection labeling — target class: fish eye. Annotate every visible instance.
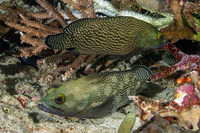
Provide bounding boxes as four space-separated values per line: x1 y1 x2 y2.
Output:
157 32 164 42
54 94 65 104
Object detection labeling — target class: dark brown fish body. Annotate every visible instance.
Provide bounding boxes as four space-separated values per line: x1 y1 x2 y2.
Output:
45 16 167 55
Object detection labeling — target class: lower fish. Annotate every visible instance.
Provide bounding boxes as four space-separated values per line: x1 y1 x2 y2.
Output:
38 66 152 118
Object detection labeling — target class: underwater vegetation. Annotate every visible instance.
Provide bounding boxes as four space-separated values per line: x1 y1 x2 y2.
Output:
0 0 200 132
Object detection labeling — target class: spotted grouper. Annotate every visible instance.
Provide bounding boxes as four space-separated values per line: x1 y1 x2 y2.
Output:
45 16 167 56
38 66 152 118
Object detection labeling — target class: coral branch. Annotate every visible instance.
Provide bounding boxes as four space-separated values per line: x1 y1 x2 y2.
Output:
5 21 50 38
169 0 183 28
35 0 67 27
64 55 88 70
20 33 44 47
37 50 78 66
19 14 62 34
54 55 88 74
64 8 78 21
26 12 51 19
4 0 66 59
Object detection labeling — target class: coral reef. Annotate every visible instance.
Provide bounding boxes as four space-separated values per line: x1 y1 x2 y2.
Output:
152 43 200 80
4 0 65 58
111 0 200 43
5 0 69 58
160 0 200 43
183 1 200 34
133 114 197 133
0 50 127 132
1 0 200 132
132 83 200 131
0 0 28 34
1 0 174 80
94 0 173 28
2 0 100 79
161 25 194 43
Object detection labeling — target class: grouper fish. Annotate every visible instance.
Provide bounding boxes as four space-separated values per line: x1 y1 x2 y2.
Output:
45 16 167 56
38 66 152 118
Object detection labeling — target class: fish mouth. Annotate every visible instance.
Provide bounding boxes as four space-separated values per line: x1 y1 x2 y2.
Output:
155 39 168 49
38 102 66 116
162 39 168 47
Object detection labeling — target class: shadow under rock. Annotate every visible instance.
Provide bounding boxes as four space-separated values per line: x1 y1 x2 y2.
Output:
29 112 40 123
132 50 165 67
136 81 165 98
4 78 20 95
0 62 36 75
0 62 38 95
174 39 200 55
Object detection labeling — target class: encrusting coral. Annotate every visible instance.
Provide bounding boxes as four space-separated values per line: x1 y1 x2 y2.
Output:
152 43 200 81
132 86 200 131
133 114 198 132
132 70 200 131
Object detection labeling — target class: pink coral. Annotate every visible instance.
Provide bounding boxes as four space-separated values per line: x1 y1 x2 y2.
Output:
132 83 200 130
152 43 200 80
169 84 200 111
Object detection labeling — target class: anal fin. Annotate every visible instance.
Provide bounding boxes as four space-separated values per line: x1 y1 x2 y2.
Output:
74 96 118 118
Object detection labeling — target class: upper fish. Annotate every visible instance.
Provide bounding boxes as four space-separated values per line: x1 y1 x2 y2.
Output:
44 16 167 55
38 65 152 118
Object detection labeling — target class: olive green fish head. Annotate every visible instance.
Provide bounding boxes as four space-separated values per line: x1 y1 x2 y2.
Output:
38 87 91 117
135 28 167 53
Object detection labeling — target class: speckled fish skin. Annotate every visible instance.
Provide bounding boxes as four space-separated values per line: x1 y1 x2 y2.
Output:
45 16 167 55
38 66 152 118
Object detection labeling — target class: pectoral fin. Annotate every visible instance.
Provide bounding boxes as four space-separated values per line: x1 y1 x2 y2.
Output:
73 96 118 118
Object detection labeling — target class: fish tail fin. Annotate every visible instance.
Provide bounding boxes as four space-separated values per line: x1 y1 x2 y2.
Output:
44 33 73 50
